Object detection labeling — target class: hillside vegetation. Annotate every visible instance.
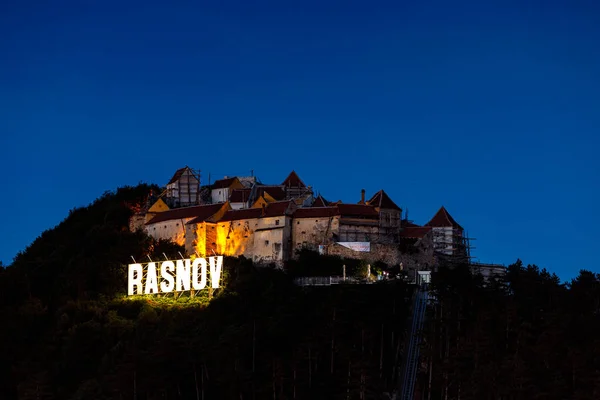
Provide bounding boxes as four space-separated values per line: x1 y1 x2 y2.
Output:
1 184 599 399
417 263 600 399
0 184 412 399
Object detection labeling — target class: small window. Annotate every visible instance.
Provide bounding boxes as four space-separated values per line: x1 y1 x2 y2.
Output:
219 190 221 195
297 221 300 225
164 225 167 229
265 240 269 246
315 220 318 222
275 220 280 226
153 227 156 231
176 223 179 226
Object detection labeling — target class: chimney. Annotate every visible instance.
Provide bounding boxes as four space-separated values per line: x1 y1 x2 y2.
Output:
361 189 366 204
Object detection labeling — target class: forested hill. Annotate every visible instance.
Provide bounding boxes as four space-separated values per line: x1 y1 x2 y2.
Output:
1 184 599 399
0 184 413 399
418 262 600 399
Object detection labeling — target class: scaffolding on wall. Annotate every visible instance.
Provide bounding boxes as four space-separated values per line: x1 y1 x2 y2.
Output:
431 228 474 266
160 167 202 208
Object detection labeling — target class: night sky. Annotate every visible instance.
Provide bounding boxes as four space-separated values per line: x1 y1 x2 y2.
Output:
1 0 598 281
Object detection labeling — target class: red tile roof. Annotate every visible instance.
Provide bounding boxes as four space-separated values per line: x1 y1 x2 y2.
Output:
336 204 379 218
217 201 294 221
282 170 306 188
219 208 263 222
400 226 432 238
167 167 188 185
312 195 329 207
367 190 401 211
425 206 463 230
294 207 339 218
186 204 230 225
230 188 252 203
147 204 223 225
255 186 286 201
403 221 421 228
212 177 239 189
263 200 295 217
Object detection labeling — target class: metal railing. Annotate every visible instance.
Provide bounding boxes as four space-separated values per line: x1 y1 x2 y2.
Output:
293 276 365 286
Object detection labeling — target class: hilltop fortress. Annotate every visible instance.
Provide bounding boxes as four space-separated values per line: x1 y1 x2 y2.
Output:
130 167 486 273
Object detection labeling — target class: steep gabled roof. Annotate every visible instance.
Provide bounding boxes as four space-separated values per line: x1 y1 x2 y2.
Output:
336 204 379 218
263 200 296 217
229 188 252 203
148 198 170 213
186 203 230 224
312 195 329 207
367 190 401 211
294 207 339 218
212 177 240 189
167 167 189 185
400 226 432 239
147 203 223 225
218 200 294 221
219 208 263 222
282 170 306 188
425 206 463 230
255 186 286 201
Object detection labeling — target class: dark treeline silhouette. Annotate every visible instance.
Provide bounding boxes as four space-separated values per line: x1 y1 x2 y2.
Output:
417 262 600 399
0 184 413 399
1 183 598 399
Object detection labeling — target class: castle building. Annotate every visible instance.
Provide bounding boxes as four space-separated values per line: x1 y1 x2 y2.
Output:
145 203 228 246
229 188 252 210
131 167 495 273
282 171 314 206
425 206 470 263
184 200 296 265
165 167 201 208
211 177 244 204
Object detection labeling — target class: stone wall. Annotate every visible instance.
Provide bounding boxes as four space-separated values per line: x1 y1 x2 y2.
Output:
325 241 435 271
326 242 401 266
129 214 146 232
338 223 379 242
145 218 190 247
292 216 339 252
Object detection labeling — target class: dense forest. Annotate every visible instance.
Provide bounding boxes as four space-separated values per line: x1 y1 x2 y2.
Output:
0 184 412 399
417 263 600 399
0 184 598 399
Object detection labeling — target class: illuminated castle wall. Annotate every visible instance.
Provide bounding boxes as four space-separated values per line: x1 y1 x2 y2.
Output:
131 167 467 269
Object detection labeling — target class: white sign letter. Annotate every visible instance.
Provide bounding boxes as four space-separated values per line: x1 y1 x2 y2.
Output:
192 258 207 290
160 261 175 293
176 259 191 292
144 262 158 294
128 264 143 295
209 256 223 288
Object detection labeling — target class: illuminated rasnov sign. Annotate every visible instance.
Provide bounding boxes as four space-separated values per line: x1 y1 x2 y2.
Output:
128 256 223 296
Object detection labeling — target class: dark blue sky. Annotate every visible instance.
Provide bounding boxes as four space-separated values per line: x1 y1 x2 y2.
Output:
1 0 598 281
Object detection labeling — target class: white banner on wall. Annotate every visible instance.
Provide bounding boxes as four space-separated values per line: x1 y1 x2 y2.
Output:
336 242 371 252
